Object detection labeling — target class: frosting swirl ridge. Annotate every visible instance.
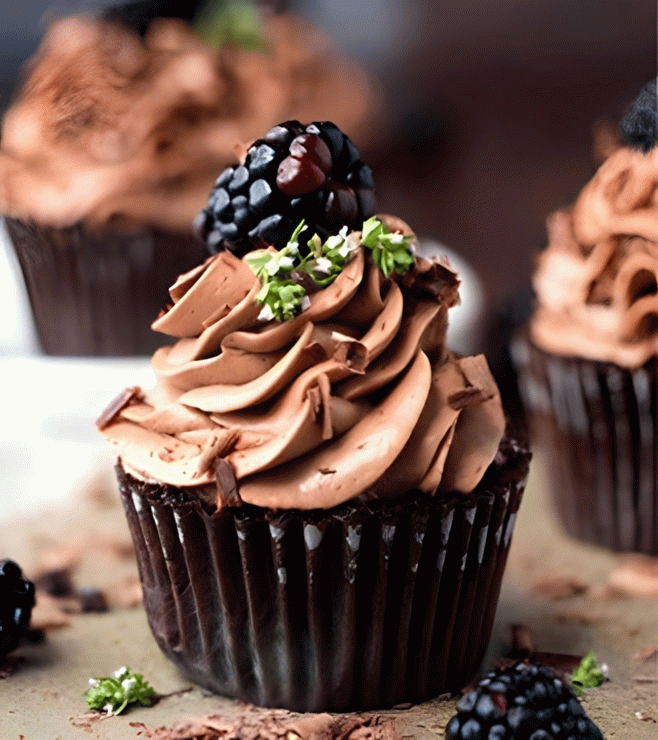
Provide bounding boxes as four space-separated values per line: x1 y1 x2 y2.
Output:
100 220 505 510
531 145 658 367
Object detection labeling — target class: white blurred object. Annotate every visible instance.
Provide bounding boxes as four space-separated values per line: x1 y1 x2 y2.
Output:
0 220 38 355
0 356 153 524
416 239 485 356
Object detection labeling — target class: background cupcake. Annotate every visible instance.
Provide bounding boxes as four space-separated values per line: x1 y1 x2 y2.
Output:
514 80 658 554
98 120 531 711
0 4 379 356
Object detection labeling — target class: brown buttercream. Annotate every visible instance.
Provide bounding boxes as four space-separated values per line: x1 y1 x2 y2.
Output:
0 14 378 231
100 217 505 511
531 145 658 367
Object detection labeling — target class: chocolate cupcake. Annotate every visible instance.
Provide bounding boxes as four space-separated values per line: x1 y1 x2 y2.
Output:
514 80 658 554
0 10 378 355
99 121 530 710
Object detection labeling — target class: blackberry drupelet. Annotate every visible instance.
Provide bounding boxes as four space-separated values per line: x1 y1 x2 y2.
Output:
445 662 604 740
0 559 35 659
196 120 376 256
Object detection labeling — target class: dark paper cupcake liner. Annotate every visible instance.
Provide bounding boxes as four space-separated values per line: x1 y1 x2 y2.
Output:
514 332 658 554
5 217 205 356
117 433 529 712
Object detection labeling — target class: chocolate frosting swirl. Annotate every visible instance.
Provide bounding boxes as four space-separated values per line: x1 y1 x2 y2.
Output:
531 145 658 367
100 217 505 510
0 14 378 231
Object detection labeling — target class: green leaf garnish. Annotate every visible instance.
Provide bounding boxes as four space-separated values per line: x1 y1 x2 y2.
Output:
245 217 415 322
194 0 268 51
570 651 605 697
361 216 415 278
84 666 156 716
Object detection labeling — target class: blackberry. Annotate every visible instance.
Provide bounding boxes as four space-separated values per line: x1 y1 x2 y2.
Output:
0 559 36 659
620 78 658 153
196 120 376 256
445 662 604 740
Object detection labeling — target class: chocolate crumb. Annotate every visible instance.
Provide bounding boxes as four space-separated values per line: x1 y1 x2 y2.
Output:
78 587 109 613
33 567 75 597
96 386 143 430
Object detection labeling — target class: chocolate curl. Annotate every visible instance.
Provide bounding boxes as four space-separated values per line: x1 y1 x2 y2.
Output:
96 386 143 430
214 458 242 510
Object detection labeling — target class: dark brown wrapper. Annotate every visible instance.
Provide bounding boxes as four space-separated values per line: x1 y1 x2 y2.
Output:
514 331 658 554
4 217 205 356
116 432 530 712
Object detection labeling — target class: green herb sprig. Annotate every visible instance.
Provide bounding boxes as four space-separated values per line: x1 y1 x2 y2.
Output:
570 651 606 697
361 216 415 277
245 217 415 322
245 220 356 321
194 0 268 51
84 666 156 716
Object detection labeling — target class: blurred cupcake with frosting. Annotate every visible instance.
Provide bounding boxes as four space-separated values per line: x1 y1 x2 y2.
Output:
0 1 381 355
514 79 658 554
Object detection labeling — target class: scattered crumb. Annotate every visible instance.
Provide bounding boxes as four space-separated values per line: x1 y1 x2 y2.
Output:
634 646 658 662
70 711 111 730
30 591 75 631
103 574 143 609
608 557 658 597
635 711 657 722
129 712 400 739
532 574 588 600
555 608 610 625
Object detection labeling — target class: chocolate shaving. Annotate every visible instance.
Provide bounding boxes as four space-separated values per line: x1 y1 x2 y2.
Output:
215 458 242 509
448 387 486 410
334 340 368 372
96 386 143 430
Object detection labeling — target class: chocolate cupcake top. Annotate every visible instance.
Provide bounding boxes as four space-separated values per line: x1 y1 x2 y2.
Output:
0 14 377 231
531 81 658 367
99 213 505 511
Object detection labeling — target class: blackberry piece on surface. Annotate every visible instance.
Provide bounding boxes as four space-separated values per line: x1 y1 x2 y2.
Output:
0 559 36 659
445 662 604 740
620 78 658 153
196 120 376 256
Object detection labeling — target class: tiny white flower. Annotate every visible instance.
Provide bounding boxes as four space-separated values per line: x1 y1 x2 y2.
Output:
88 678 99 687
300 295 311 312
287 242 299 255
114 666 128 679
277 255 295 270
104 703 114 716
324 234 343 250
338 225 349 238
314 257 333 274
122 677 137 691
338 243 352 259
389 233 405 244
258 305 275 322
